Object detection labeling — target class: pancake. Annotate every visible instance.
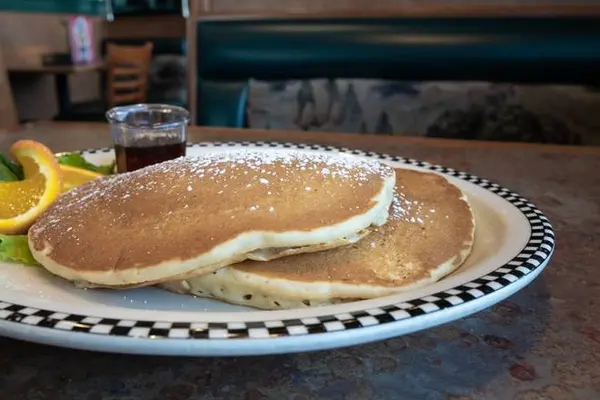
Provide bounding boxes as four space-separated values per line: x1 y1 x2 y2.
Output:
28 149 396 288
161 168 475 309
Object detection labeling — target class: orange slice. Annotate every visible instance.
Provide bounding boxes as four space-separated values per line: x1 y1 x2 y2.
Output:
0 140 62 234
59 164 103 193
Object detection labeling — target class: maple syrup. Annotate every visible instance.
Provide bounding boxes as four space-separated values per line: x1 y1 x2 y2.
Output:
107 104 190 172
115 141 186 173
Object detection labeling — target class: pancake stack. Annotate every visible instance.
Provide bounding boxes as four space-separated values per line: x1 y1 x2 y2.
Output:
28 149 475 310
28 149 396 288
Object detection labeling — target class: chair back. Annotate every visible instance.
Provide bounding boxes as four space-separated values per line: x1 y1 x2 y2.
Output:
106 42 153 108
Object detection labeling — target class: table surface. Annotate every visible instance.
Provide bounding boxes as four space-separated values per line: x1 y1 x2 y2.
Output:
1 122 599 400
7 61 105 75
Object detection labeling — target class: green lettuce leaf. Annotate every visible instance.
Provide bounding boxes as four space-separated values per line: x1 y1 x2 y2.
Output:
0 160 18 182
0 234 40 266
0 154 23 181
57 153 115 175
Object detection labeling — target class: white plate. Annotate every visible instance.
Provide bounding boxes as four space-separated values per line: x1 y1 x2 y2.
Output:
0 142 555 356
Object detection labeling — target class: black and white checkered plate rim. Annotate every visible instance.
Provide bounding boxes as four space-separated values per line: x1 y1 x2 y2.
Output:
0 141 555 340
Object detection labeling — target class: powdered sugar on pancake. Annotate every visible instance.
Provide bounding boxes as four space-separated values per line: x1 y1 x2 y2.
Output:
40 149 394 221
391 191 428 226
146 149 393 185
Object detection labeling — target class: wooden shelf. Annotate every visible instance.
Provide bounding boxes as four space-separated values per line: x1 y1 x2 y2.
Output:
103 14 186 40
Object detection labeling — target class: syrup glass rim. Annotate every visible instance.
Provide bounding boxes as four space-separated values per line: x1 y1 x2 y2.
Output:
106 103 190 130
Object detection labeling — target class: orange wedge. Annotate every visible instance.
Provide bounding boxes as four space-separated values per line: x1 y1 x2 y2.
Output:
59 164 103 193
0 140 63 234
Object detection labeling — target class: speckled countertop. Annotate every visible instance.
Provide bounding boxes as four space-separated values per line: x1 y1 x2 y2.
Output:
1 122 599 400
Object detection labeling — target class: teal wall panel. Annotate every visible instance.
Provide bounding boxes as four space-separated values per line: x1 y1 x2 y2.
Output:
0 0 105 16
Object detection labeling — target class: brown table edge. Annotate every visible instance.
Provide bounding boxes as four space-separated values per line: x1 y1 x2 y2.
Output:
7 61 106 75
201 126 600 156
11 121 600 156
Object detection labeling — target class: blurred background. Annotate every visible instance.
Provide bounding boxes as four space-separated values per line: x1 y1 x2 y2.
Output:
1 1 599 145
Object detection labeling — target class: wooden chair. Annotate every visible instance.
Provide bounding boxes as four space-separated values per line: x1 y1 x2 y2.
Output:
106 42 153 108
62 42 153 121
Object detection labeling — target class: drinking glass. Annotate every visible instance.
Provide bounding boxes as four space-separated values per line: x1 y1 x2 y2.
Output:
106 103 189 173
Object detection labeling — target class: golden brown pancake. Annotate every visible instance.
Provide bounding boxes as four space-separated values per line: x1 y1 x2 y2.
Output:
161 168 475 309
28 149 396 288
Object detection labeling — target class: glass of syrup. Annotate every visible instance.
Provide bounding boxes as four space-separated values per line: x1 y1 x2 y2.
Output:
106 103 189 173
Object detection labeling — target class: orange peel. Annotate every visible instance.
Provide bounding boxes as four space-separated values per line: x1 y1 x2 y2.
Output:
0 140 63 234
59 164 103 193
